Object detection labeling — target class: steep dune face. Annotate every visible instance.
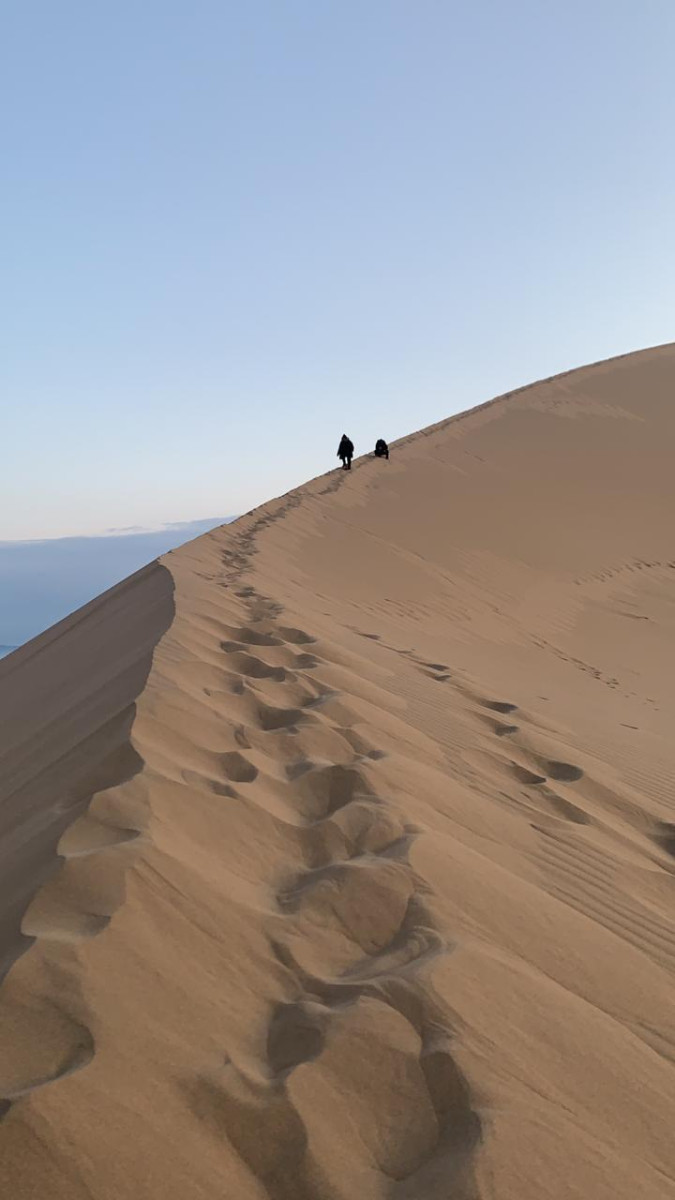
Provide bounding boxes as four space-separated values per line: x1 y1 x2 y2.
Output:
0 564 174 973
1 345 675 1197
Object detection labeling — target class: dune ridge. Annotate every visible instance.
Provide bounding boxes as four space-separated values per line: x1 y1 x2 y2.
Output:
1 343 675 1197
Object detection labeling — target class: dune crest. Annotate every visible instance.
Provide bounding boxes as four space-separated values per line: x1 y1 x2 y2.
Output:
1 344 675 1197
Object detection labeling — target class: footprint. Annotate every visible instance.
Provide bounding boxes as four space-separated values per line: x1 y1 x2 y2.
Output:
222 651 287 682
420 1031 478 1128
220 752 258 784
292 653 320 670
542 760 584 783
348 925 445 980
300 691 358 727
280 859 414 954
295 765 376 821
511 764 547 786
205 674 245 696
654 822 675 857
286 760 315 782
276 627 317 646
184 1069 316 1200
257 704 305 732
266 1000 327 1074
231 627 283 647
484 700 518 714
301 687 339 709
328 802 405 857
538 787 592 824
181 770 237 798
341 729 386 761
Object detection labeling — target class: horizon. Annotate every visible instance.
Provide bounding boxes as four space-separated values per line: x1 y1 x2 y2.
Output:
2 331 668 647
4 1 674 540
0 515 231 647
0 515 232 547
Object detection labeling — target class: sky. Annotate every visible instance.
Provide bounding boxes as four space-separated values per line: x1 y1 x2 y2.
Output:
2 0 674 539
0 518 230 647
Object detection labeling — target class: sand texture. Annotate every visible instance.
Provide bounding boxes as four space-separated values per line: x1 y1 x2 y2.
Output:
1 344 675 1198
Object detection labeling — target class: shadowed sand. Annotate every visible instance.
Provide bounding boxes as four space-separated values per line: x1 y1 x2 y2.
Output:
1 344 675 1197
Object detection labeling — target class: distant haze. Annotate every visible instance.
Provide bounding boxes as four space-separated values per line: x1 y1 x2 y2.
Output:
0 517 231 648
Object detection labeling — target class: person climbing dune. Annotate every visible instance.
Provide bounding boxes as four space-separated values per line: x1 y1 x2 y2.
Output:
337 434 354 470
374 438 389 460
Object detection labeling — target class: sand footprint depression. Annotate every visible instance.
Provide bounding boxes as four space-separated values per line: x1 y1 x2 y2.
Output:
171 582 484 1199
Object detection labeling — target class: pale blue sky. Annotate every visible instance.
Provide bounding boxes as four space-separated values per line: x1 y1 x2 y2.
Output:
2 0 673 538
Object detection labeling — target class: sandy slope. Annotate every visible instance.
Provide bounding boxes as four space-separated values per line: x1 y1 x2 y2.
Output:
1 344 675 1198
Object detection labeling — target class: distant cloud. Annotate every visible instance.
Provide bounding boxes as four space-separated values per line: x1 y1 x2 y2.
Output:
102 517 228 537
103 525 148 535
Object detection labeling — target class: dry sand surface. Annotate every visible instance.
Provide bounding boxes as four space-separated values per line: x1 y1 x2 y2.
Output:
1 344 675 1198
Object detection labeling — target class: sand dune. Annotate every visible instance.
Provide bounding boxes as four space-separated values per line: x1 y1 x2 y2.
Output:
1 344 675 1197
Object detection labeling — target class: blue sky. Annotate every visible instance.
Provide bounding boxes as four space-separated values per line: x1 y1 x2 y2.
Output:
0 518 230 647
2 0 673 539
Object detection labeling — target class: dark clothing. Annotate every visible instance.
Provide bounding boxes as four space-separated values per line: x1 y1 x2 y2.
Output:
374 439 389 460
338 435 354 470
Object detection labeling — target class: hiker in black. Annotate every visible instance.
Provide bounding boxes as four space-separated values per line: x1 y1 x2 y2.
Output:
338 434 354 470
374 438 389 460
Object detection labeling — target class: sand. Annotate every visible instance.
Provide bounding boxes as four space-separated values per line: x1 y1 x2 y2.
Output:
1 343 674 1198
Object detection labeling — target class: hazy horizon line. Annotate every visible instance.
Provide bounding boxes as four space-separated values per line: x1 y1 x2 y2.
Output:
0 515 233 548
